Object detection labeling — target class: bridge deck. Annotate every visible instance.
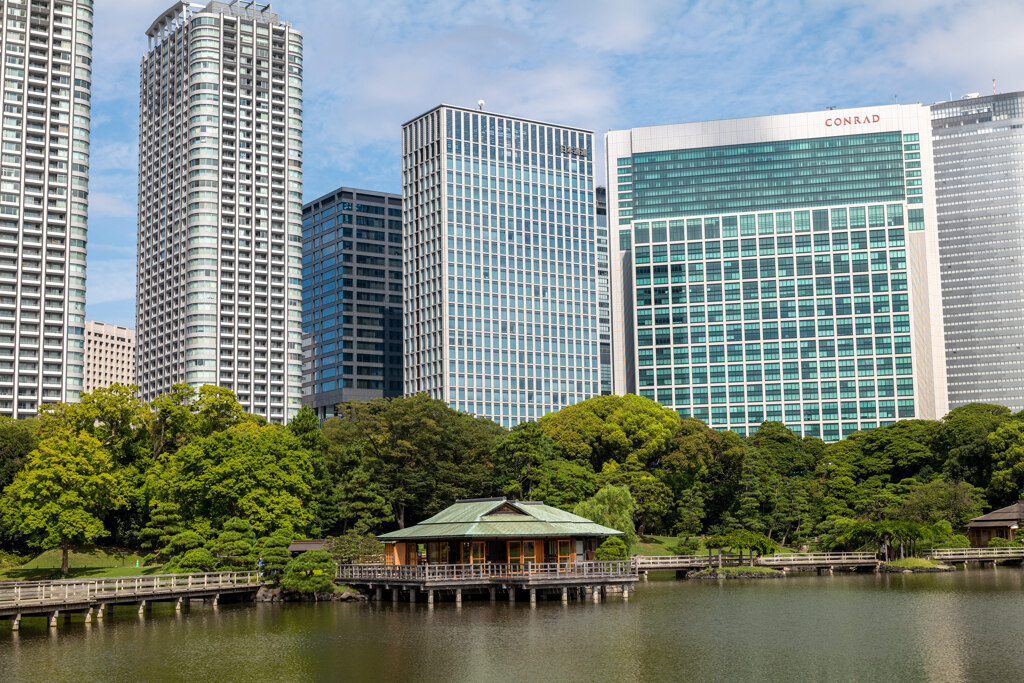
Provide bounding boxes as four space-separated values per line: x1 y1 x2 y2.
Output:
0 572 260 620
635 552 881 572
923 547 1024 562
337 561 637 590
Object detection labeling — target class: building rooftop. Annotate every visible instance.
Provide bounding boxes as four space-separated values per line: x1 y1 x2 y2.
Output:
378 498 623 541
968 502 1024 528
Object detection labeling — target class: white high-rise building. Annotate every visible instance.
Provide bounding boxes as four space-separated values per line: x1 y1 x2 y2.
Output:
84 320 135 393
138 1 303 422
402 104 600 427
0 0 93 418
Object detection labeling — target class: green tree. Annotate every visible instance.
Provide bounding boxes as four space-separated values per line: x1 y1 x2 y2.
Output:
598 455 673 535
281 550 336 596
594 536 628 560
936 403 1012 487
255 530 293 584
988 420 1024 506
893 478 984 529
138 501 184 563
539 394 680 471
492 422 559 499
574 485 638 551
328 466 393 534
0 429 126 575
210 517 256 570
0 416 39 492
532 458 597 511
164 530 206 557
176 547 218 573
148 421 315 536
327 530 385 564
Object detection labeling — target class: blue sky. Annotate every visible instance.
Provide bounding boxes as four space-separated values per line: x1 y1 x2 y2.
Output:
88 0 1024 328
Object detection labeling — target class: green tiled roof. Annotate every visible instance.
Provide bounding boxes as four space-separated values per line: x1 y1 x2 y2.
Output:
378 498 624 541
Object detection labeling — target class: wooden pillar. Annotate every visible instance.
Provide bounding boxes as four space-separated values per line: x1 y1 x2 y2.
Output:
592 585 600 603
175 597 183 612
11 614 20 631
211 594 219 607
96 604 104 620
622 584 629 600
375 587 382 601
455 589 462 606
529 588 536 605
489 587 496 602
561 587 568 604
392 588 399 602
828 566 834 575
85 607 93 622
137 600 147 615
49 610 59 627
409 588 416 603
642 570 648 582
427 589 434 605
508 587 515 603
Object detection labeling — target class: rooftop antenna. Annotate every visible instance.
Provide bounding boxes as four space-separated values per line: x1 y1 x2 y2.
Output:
477 99 485 111
825 106 836 110
894 94 898 104
993 78 997 95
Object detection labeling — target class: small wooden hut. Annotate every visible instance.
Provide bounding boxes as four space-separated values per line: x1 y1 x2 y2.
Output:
378 497 622 566
967 502 1024 547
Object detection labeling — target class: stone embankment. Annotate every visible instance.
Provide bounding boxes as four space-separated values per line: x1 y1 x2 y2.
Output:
879 563 954 574
255 586 368 602
685 568 785 580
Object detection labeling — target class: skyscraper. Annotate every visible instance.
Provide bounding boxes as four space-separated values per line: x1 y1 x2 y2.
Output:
0 0 93 418
596 186 612 395
137 1 303 422
84 320 135 393
301 186 404 420
606 104 948 440
931 92 1024 410
402 104 600 427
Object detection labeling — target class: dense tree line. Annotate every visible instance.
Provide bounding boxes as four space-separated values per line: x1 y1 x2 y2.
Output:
4 386 1024 572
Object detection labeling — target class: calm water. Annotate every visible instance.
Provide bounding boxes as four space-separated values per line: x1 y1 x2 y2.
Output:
3 569 1024 682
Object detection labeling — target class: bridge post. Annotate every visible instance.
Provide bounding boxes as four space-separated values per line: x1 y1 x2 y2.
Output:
175 597 183 612
427 589 434 606
391 588 398 602
49 610 58 627
529 588 536 606
85 607 93 622
11 614 20 631
642 570 648 582
561 587 568 604
489 587 496 602
138 600 146 615
508 587 515 603
211 594 219 607
455 589 462 606
96 604 104 620
622 584 629 600
592 585 600 603
409 588 416 603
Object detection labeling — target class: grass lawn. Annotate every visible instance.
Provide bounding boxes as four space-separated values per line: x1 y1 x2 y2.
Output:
0 546 163 581
885 558 940 569
634 535 689 556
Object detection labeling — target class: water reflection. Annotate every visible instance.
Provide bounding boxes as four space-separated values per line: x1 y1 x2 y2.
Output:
4 570 1024 681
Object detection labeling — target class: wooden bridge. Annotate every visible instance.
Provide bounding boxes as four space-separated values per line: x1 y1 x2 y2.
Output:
635 552 881 573
923 547 1024 563
337 560 637 604
0 571 260 630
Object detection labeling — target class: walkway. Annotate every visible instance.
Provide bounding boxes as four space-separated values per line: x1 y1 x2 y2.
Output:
635 552 881 572
0 571 260 630
923 547 1024 562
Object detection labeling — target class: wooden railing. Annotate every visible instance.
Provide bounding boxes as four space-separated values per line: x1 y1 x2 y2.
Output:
758 552 879 565
634 554 737 569
922 546 1024 560
337 561 636 583
0 571 260 608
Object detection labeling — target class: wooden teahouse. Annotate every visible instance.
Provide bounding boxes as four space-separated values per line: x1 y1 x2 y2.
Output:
378 497 623 567
967 502 1024 547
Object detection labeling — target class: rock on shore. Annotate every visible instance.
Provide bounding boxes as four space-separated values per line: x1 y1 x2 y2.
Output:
685 568 785 580
255 586 368 602
878 563 955 574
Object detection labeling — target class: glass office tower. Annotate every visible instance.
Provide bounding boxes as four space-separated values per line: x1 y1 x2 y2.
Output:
301 186 404 420
932 92 1024 410
606 104 947 439
402 104 599 427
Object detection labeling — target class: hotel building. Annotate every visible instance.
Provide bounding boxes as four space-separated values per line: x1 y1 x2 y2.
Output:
137 2 303 422
0 0 92 417
402 104 600 427
301 186 404 419
606 104 948 439
931 92 1024 410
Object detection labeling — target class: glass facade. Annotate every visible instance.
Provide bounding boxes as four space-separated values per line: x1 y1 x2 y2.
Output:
403 105 599 427
301 188 404 420
607 106 946 439
932 92 1024 410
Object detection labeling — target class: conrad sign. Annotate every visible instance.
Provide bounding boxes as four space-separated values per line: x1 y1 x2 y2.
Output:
826 114 882 127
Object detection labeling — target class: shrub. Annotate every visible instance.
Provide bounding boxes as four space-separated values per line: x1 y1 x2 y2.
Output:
672 536 702 555
942 534 970 549
988 537 1014 548
327 530 385 564
176 547 218 573
280 550 336 596
255 530 293 584
594 536 628 560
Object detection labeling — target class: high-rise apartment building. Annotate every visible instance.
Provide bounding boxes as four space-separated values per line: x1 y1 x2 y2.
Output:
402 104 600 427
596 186 612 395
932 92 1024 410
301 186 404 420
137 2 303 422
0 0 92 418
84 320 135 393
607 104 948 440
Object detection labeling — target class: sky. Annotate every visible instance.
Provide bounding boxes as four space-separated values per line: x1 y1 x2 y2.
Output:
86 0 1024 328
